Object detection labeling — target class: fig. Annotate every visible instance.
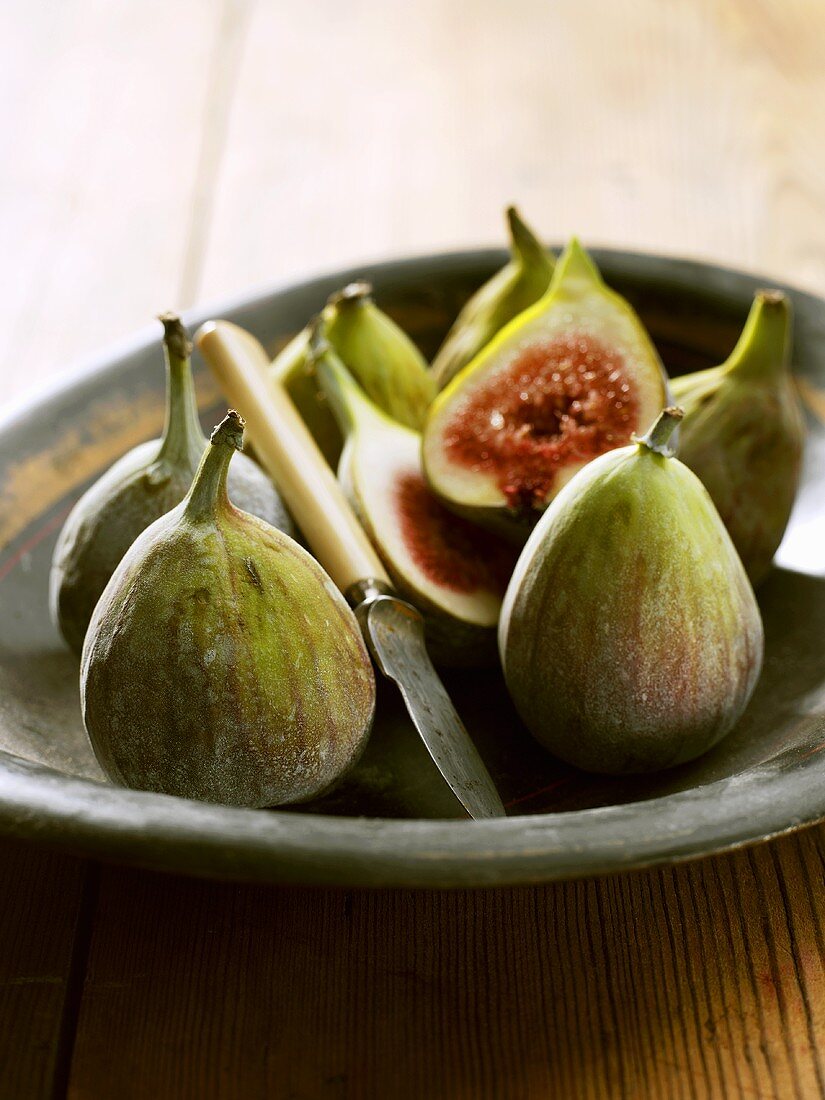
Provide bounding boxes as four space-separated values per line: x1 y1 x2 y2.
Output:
51 314 294 654
272 282 436 466
671 290 805 586
80 411 376 808
422 239 669 539
499 407 764 774
310 328 517 666
432 206 555 389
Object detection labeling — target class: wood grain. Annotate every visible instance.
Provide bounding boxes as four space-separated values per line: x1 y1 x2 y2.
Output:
62 827 824 1099
0 842 93 1100
5 2 825 402
0 0 223 406
1 1 825 1097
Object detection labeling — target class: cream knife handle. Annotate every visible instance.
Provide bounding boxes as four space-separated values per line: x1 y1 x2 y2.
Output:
196 320 390 594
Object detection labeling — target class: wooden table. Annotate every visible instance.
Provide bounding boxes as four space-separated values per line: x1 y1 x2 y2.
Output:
1 2 823 1095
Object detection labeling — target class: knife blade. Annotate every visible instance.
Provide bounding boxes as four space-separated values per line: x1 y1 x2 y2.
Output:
351 582 506 819
195 319 506 819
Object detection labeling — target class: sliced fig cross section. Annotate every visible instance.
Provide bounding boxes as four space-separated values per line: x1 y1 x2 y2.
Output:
422 239 669 537
312 333 517 666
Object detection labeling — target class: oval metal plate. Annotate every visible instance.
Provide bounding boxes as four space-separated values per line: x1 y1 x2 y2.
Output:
0 249 823 886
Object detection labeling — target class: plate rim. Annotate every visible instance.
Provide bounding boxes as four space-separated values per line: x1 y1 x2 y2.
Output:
0 747 822 887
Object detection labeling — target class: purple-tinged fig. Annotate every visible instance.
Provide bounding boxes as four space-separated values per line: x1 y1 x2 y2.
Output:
499 407 764 774
81 411 375 808
50 314 294 654
671 290 805 586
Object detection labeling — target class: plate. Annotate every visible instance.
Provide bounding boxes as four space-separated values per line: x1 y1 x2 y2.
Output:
0 249 823 887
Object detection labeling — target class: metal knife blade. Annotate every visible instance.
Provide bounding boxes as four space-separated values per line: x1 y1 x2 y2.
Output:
353 586 506 820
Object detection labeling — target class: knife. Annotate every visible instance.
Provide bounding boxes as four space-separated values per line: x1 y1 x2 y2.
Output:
195 319 505 820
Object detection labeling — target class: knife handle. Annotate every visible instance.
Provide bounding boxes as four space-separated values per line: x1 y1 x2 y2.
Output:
195 320 390 594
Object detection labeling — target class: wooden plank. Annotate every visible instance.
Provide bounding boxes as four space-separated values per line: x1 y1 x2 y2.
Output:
0 0 226 405
0 840 93 1100
4 0 825 395
65 826 824 1099
197 0 825 308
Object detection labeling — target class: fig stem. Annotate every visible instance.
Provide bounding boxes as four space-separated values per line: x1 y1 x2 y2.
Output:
326 281 372 311
549 237 602 295
156 312 206 465
506 206 550 270
184 410 244 521
724 290 791 383
635 406 683 456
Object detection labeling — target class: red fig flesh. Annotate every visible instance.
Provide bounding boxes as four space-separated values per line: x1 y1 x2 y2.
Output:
312 334 517 665
423 239 669 536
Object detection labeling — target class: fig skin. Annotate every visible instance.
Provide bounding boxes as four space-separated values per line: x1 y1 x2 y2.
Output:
499 408 764 775
272 282 436 466
422 238 669 541
81 412 376 808
671 290 805 586
311 330 516 667
50 315 294 655
432 206 555 389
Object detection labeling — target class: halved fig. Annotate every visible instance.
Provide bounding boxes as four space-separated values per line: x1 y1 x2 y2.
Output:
311 330 518 666
422 239 669 538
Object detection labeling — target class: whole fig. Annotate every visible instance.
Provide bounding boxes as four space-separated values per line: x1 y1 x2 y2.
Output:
432 206 555 389
51 315 294 653
499 407 764 774
81 411 376 808
671 290 805 586
272 282 436 466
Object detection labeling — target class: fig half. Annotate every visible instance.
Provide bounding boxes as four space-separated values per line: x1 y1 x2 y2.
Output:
422 239 669 538
499 408 764 774
311 331 517 666
671 290 805 586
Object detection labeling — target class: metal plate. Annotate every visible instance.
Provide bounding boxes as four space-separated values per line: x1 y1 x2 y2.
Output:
0 249 823 887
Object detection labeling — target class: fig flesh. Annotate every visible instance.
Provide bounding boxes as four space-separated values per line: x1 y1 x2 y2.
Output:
81 411 376 808
311 331 517 666
671 290 805 586
499 408 764 774
422 239 669 539
50 315 294 654
272 282 436 466
432 206 555 389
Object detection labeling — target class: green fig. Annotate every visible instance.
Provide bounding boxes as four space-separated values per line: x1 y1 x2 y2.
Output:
310 328 517 666
81 411 376 808
50 315 294 654
499 407 764 774
432 206 555 389
422 239 669 540
671 290 805 586
272 282 436 466
269 325 341 461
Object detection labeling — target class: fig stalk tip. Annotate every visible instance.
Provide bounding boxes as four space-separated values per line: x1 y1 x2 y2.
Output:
325 281 372 310
158 312 193 361
635 405 683 455
210 409 245 452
